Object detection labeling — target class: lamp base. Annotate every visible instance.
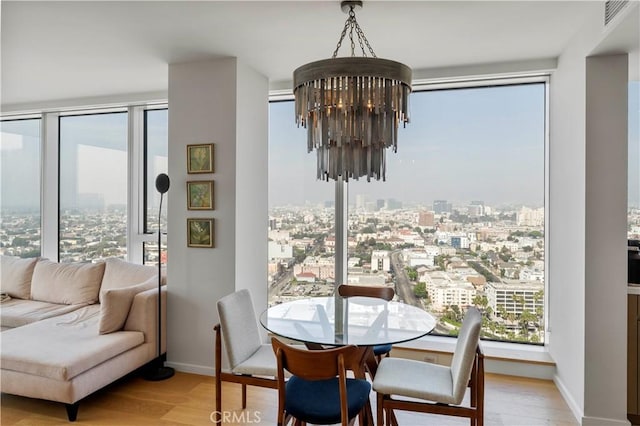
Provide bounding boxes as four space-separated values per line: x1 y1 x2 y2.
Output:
142 357 175 381
143 365 175 381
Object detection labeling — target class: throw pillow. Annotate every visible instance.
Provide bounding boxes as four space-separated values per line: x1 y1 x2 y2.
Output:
99 277 156 334
31 259 105 305
99 258 157 303
0 256 38 299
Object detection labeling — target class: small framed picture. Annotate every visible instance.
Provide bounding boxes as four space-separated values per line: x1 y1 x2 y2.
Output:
187 218 214 248
187 143 214 174
187 180 214 210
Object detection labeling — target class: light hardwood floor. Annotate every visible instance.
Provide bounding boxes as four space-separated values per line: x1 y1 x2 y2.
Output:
1 372 577 425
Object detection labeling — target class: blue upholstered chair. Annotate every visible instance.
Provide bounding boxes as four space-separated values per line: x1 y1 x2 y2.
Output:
271 337 371 426
373 307 484 426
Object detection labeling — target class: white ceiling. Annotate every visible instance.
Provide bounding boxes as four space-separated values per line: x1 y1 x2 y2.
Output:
0 1 606 108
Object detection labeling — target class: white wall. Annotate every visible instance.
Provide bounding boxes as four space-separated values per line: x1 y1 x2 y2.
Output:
548 21 593 421
166 58 268 375
549 4 635 425
583 54 629 425
235 60 269 338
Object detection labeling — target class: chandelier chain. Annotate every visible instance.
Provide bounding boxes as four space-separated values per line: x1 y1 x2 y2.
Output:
331 5 376 59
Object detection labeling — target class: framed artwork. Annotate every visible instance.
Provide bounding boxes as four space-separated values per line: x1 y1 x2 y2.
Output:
187 143 214 174
187 218 214 248
187 180 214 210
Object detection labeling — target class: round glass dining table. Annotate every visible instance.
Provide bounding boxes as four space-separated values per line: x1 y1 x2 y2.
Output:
260 295 436 348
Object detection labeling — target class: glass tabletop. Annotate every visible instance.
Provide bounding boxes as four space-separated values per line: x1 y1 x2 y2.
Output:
260 296 436 347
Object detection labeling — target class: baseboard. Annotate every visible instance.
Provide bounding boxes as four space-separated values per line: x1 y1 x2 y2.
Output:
582 415 631 426
166 361 214 377
553 374 583 424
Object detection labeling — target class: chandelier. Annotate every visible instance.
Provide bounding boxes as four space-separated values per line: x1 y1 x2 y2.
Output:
293 0 412 182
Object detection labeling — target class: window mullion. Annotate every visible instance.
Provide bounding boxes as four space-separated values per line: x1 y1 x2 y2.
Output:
128 106 145 264
41 112 59 262
334 176 348 334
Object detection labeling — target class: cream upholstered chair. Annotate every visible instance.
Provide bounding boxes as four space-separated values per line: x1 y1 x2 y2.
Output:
214 289 277 425
373 307 484 426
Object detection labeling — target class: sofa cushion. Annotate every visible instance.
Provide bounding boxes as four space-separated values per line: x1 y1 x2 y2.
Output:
31 260 105 305
0 305 144 381
0 299 88 328
0 256 38 299
99 258 157 303
99 277 156 334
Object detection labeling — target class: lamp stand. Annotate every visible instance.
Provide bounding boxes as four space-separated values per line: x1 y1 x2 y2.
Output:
144 174 174 381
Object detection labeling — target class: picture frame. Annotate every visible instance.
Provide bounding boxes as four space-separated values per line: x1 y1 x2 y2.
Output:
187 218 214 248
187 143 214 174
187 180 214 210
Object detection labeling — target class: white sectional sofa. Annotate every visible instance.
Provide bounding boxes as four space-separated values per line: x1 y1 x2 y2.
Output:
0 256 168 421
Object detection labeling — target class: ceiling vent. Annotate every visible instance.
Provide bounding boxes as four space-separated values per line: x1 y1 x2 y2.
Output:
605 0 629 26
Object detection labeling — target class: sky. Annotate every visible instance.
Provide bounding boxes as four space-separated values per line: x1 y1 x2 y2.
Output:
269 83 547 208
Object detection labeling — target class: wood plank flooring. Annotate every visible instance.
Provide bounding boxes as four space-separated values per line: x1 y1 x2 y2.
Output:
1 372 577 425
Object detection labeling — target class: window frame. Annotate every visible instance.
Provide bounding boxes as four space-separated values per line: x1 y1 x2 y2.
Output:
0 115 44 258
2 103 168 264
268 74 550 346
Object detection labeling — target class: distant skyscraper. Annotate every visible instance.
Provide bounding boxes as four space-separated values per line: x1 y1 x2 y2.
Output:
469 201 485 217
355 194 367 210
433 200 451 214
386 198 402 210
376 199 385 211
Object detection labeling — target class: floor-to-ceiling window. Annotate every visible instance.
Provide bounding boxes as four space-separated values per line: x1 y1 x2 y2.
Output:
59 112 128 262
0 118 42 258
143 108 169 265
268 78 547 344
268 101 333 303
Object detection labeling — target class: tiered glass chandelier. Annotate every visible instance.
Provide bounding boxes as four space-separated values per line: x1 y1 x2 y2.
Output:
293 0 412 182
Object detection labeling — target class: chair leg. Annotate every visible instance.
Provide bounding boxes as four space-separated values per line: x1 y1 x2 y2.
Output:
214 376 222 425
377 393 385 426
241 383 247 409
214 325 222 425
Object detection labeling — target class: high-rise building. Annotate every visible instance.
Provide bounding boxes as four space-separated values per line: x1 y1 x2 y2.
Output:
433 200 451 214
418 211 435 226
386 198 402 210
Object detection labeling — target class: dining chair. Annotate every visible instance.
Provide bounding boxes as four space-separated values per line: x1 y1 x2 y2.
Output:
271 336 371 426
337 284 395 360
213 289 278 425
373 306 484 426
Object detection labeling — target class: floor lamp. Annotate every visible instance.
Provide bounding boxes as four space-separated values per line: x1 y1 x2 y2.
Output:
144 173 175 381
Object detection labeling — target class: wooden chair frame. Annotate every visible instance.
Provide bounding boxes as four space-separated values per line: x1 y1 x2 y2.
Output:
338 284 395 368
213 324 278 425
338 284 395 301
376 345 485 426
272 337 367 426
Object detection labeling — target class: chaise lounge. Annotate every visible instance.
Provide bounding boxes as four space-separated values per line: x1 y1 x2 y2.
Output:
0 256 167 421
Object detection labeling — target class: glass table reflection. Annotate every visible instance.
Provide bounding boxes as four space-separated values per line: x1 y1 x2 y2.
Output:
260 296 436 348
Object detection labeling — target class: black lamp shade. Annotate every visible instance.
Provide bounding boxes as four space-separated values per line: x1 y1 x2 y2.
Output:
155 173 170 194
